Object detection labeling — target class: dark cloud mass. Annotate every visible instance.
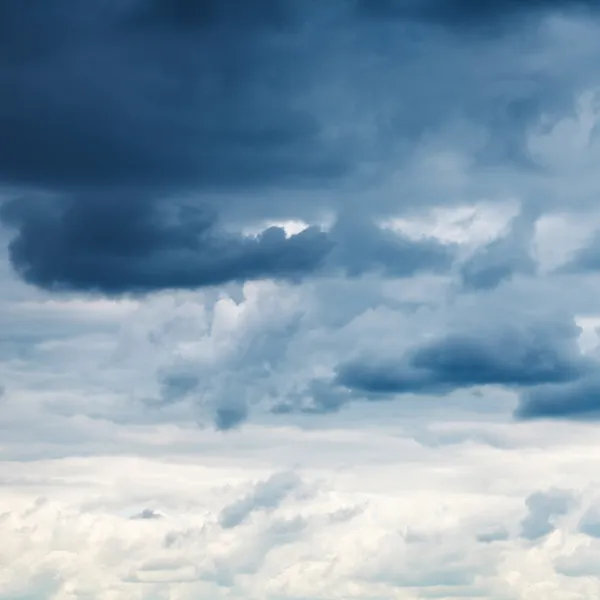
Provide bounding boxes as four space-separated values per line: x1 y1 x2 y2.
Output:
516 375 600 419
360 0 599 29
0 194 334 293
337 317 592 396
0 193 454 293
0 0 345 190
0 0 598 293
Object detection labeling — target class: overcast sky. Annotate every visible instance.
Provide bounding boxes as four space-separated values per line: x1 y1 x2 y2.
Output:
3 1 600 598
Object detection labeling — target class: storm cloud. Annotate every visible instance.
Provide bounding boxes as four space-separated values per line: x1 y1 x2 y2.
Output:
1 0 599 293
0 193 455 293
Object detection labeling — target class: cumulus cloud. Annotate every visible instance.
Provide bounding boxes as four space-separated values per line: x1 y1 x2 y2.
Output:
2 429 600 600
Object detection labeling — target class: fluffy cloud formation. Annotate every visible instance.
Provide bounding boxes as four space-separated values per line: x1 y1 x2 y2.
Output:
2 420 600 599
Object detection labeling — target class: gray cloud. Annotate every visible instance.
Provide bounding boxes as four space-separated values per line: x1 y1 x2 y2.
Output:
329 216 455 279
559 231 600 275
215 402 249 431
578 506 600 538
131 508 163 520
460 207 539 291
273 378 353 415
154 369 248 431
477 527 510 543
218 471 301 529
158 372 201 405
520 488 575 540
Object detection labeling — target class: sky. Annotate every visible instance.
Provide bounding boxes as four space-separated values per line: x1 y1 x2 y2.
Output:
3 0 600 598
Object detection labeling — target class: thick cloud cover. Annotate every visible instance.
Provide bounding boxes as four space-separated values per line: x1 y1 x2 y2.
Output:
360 0 600 25
2 0 600 293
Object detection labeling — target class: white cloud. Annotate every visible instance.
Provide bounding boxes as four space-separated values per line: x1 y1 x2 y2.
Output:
3 418 600 599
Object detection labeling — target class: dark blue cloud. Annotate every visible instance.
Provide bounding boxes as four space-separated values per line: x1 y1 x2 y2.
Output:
0 0 346 191
516 375 600 420
0 0 597 294
337 317 591 396
0 194 335 293
0 194 453 294
360 0 598 28
130 0 293 30
0 0 593 195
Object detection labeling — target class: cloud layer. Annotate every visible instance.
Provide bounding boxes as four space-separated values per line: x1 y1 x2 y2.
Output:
3 0 600 293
